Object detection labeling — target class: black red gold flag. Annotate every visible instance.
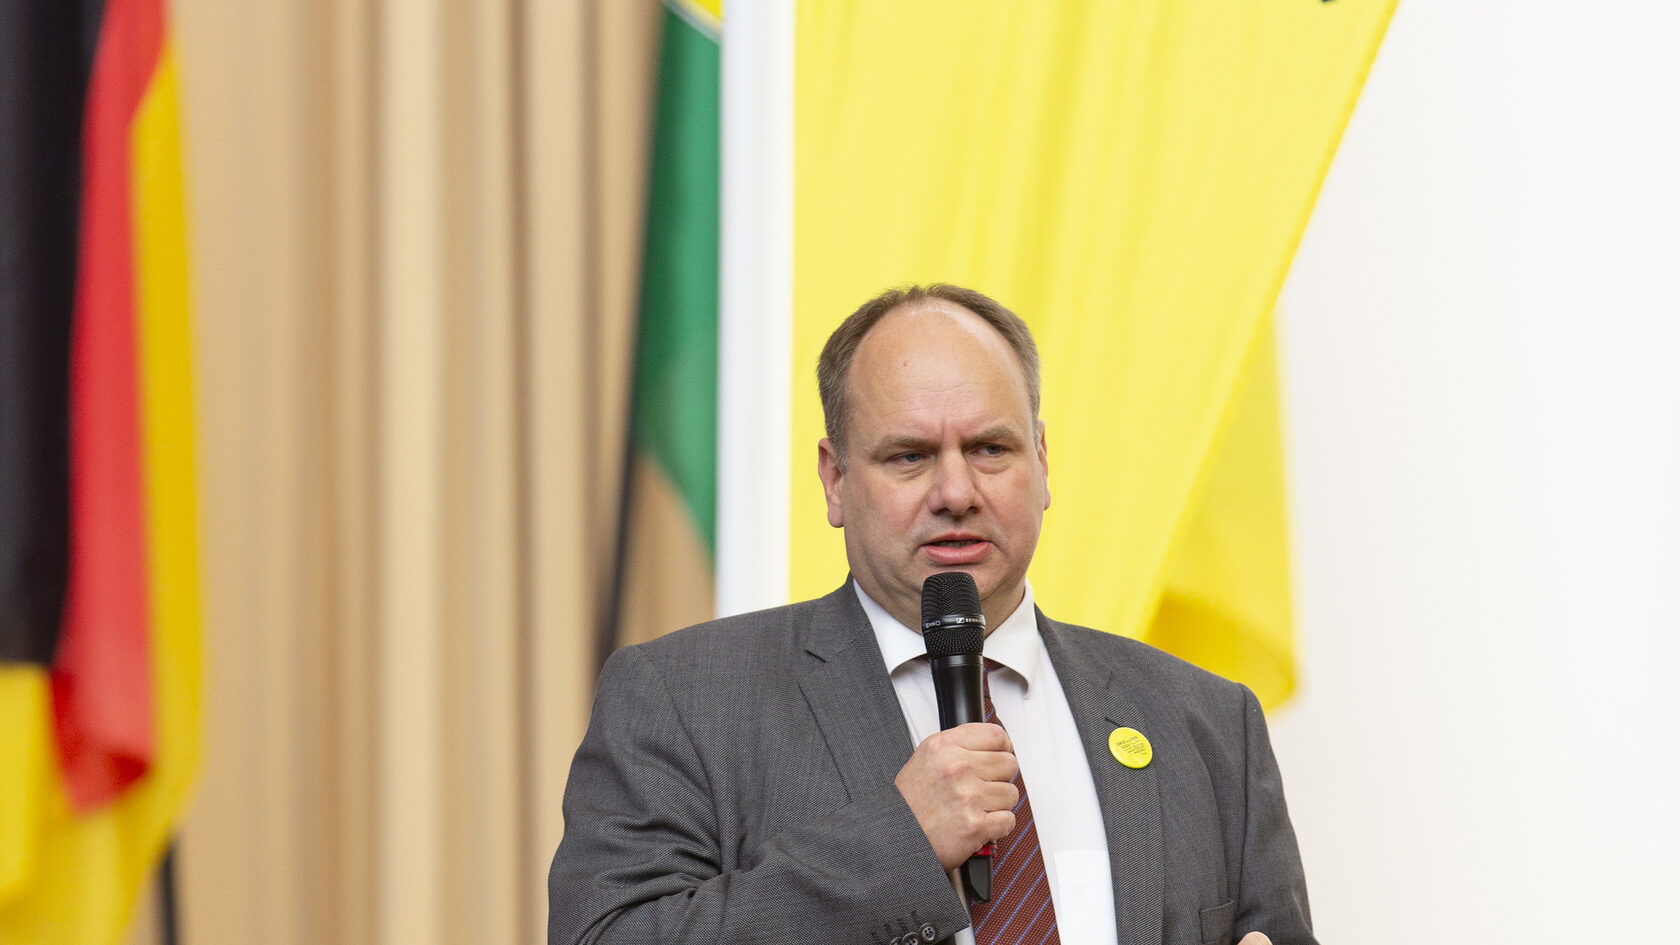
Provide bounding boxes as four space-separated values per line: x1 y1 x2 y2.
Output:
2 0 202 939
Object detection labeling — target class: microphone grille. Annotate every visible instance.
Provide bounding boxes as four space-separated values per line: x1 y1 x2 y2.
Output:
920 572 984 657
921 571 982 625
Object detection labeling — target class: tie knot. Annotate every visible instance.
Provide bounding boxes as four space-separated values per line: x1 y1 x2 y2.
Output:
983 658 1009 707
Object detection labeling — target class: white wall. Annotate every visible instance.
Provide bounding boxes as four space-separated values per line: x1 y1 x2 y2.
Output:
1272 2 1680 941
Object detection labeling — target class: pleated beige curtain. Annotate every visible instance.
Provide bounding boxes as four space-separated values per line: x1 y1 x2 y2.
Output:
119 2 662 943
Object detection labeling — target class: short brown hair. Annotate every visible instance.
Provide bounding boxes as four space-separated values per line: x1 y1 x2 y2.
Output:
817 283 1041 464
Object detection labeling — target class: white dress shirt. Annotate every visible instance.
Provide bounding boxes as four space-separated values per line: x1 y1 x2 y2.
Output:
855 580 1117 945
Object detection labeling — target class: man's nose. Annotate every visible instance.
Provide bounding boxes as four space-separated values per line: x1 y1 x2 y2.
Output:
928 451 981 515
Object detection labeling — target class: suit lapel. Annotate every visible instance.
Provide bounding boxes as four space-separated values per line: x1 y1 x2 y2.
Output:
1040 612 1165 945
798 583 918 800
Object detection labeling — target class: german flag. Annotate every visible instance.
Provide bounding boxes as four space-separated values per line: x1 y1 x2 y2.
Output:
1 0 202 940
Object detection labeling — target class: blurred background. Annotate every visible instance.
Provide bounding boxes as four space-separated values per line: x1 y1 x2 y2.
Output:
3 1 1676 944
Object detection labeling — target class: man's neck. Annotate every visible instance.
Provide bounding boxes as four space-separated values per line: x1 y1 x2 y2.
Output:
980 584 1028 637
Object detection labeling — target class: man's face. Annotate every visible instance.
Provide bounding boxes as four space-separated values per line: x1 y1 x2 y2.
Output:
817 300 1050 632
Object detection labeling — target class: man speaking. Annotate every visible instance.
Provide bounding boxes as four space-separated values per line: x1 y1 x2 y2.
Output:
549 285 1313 944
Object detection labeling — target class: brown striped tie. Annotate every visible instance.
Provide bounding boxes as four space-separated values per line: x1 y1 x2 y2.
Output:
970 660 1060 945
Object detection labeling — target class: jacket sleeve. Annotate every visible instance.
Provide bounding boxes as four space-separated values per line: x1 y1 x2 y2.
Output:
1232 685 1318 945
548 645 972 945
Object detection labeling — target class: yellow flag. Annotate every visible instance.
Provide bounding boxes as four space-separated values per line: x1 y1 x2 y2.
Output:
789 0 1396 707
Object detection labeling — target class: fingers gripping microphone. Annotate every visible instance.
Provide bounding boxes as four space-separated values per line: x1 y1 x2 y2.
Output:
920 572 992 903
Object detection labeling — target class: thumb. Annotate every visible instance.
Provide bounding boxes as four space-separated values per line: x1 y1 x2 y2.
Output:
1237 935 1273 945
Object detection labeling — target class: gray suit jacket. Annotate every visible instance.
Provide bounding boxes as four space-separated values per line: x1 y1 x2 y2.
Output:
549 584 1314 945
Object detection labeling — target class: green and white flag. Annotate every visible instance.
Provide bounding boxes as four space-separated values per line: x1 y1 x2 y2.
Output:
617 0 723 647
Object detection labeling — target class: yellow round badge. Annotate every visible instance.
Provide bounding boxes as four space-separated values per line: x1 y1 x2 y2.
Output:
1108 727 1152 769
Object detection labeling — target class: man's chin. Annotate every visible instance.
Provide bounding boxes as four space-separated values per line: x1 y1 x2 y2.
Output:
912 563 994 600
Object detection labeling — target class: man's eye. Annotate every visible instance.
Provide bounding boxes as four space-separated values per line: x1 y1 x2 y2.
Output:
977 444 1006 456
896 452 925 464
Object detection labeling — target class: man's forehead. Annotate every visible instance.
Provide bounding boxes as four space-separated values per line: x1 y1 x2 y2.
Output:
854 300 1020 375
847 303 1035 427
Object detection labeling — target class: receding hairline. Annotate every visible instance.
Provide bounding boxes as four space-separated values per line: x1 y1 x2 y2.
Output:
852 298 1032 389
817 283 1042 465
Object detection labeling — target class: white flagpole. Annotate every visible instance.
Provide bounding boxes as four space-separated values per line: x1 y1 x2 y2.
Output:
716 0 795 617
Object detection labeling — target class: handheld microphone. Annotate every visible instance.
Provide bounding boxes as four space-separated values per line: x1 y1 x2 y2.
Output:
920 572 991 903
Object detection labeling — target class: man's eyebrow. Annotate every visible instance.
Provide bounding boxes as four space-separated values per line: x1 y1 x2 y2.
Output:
867 427 1024 457
868 434 935 456
968 425 1022 445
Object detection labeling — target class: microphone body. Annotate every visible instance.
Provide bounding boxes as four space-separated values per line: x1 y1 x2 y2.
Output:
929 653 986 731
920 572 992 904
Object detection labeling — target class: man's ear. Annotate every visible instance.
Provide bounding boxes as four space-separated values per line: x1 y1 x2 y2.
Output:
816 438 845 528
1037 419 1051 511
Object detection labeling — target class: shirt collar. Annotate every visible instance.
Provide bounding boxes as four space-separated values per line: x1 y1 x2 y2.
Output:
854 578 1043 692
